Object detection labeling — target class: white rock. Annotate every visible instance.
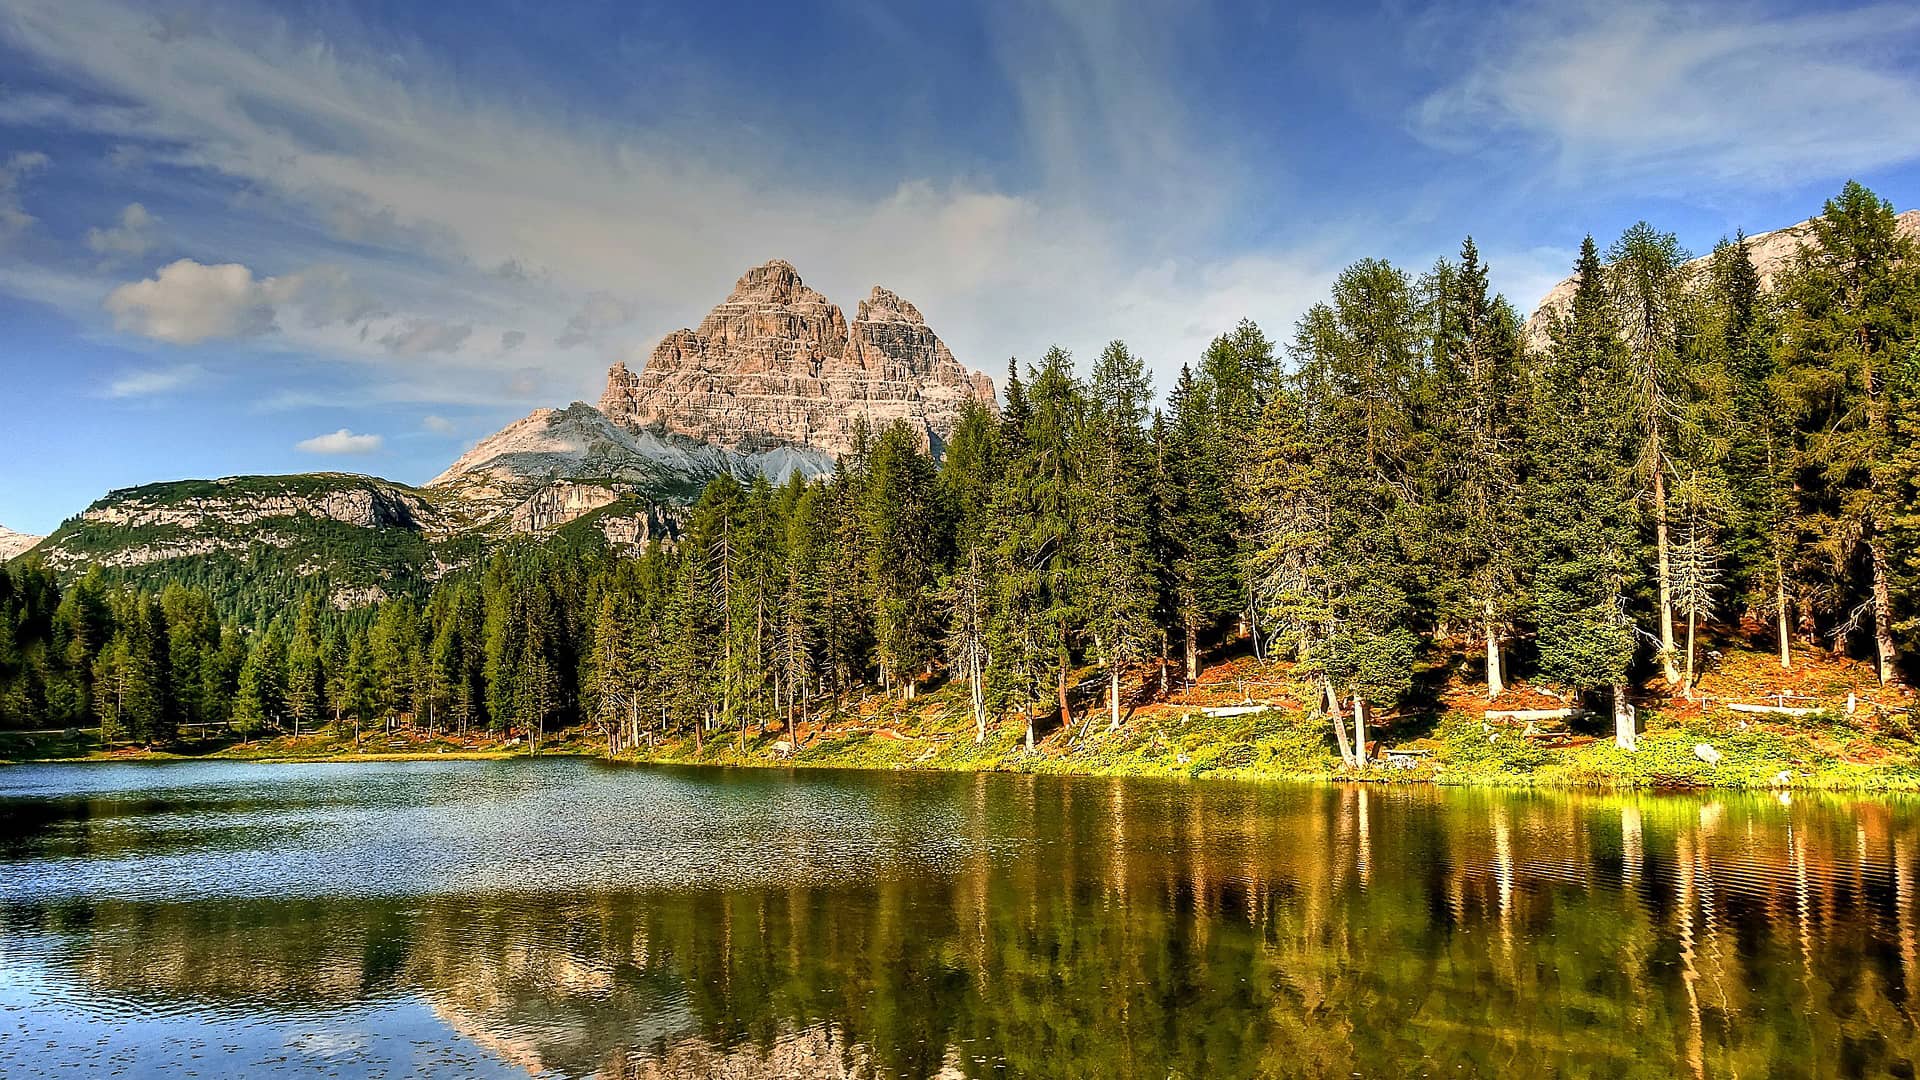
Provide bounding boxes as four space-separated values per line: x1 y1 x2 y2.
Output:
1694 743 1722 765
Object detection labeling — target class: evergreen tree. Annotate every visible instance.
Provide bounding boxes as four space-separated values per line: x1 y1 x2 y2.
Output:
1607 221 1695 686
233 627 287 742
1160 364 1239 685
1424 238 1529 698
1083 341 1156 731
1530 237 1642 746
1777 180 1920 684
1286 259 1425 763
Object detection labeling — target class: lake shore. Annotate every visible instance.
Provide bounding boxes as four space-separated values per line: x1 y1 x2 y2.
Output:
13 710 1917 794
10 646 1916 792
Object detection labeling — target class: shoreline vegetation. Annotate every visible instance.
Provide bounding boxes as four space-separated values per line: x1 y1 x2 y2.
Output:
5 182 1920 796
12 641 1916 794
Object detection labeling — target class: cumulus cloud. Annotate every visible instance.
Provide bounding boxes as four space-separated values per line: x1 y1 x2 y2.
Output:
102 258 381 344
0 150 50 245
86 202 159 258
104 259 278 344
1412 0 1920 187
379 318 472 355
295 428 383 454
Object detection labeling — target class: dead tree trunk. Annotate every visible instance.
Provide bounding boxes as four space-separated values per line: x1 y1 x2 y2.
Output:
1870 538 1899 685
1613 685 1636 751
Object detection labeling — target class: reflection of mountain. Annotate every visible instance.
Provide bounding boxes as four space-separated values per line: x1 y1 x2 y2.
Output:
5 781 1919 1077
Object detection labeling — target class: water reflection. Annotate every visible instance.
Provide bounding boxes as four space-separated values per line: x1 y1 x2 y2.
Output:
1 762 1916 1078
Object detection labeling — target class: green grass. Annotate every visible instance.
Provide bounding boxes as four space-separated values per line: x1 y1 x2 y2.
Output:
602 677 1920 793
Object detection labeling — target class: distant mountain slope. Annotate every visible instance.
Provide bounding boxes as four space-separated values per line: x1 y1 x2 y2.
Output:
1523 209 1920 345
0 526 43 562
32 474 444 611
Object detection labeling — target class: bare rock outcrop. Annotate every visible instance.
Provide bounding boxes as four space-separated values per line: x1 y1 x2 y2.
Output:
600 260 994 456
1523 209 1920 346
0 526 42 562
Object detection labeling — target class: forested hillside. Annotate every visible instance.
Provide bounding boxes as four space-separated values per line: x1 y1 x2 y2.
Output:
5 182 1917 765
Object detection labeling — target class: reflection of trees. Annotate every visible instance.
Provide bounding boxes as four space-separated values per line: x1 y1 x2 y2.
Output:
10 783 1920 1078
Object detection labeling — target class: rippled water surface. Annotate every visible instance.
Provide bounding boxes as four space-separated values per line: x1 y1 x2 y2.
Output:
0 760 1916 1077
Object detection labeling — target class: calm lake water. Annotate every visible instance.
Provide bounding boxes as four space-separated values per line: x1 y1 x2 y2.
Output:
0 761 1915 1079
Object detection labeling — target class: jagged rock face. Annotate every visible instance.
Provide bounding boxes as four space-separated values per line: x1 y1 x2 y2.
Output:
509 481 620 535
1524 209 1920 346
600 260 995 456
0 526 42 562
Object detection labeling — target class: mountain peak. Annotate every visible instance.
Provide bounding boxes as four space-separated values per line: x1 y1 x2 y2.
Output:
600 260 993 456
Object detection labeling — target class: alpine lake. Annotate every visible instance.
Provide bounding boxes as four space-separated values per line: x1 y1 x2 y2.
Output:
1 759 1915 1078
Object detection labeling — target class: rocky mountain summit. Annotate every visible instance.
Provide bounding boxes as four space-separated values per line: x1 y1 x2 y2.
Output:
0 526 42 562
600 260 995 456
1523 209 1920 345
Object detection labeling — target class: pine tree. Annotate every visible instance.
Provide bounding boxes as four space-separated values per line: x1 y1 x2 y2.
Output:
1161 364 1239 686
1286 259 1425 764
1083 341 1156 731
1530 237 1642 746
233 627 287 742
1023 348 1087 737
1709 232 1799 669
285 597 324 736
1424 238 1528 698
1607 221 1695 686
1777 180 1920 685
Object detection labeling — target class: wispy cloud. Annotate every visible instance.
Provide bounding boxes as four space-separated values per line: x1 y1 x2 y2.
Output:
295 428 383 454
1413 0 1920 189
0 0 1333 398
105 364 200 398
0 150 50 246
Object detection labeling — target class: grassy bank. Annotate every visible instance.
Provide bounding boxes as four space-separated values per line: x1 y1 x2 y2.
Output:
8 643 1917 793
607 694 1920 793
604 642 1920 793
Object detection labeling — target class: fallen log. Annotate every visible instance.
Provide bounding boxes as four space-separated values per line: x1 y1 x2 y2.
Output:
1486 708 1582 723
1727 702 1822 718
1200 705 1268 718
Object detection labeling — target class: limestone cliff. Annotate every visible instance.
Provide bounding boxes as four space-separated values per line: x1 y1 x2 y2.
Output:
599 260 994 456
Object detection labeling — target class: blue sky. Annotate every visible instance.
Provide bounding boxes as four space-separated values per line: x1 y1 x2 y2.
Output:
2 0 1918 535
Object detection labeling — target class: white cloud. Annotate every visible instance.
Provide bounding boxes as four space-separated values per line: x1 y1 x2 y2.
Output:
105 364 200 398
102 258 381 344
295 428 383 454
86 202 159 258
421 414 455 434
0 150 50 246
499 329 526 353
1413 0 1920 188
104 259 277 344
